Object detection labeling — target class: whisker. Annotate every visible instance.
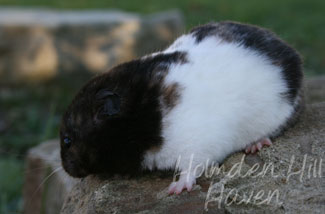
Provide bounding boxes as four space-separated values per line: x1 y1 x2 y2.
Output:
26 166 63 209
24 164 63 175
33 166 63 195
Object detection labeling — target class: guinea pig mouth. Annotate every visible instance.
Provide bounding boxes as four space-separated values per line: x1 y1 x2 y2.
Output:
67 168 89 178
62 159 89 178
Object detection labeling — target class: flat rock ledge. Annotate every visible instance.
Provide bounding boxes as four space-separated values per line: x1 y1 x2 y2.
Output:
0 8 184 83
305 75 325 104
58 102 325 214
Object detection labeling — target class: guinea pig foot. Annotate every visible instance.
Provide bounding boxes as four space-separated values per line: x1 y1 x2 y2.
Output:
245 138 272 154
168 173 196 195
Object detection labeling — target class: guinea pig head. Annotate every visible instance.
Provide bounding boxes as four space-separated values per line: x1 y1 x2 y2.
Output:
60 61 164 178
60 84 124 178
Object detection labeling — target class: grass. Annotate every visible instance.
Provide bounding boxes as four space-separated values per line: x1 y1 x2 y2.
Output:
0 74 90 214
0 158 23 214
0 0 324 213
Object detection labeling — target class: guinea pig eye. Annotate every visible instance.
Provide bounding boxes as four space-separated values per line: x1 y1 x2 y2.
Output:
63 137 72 148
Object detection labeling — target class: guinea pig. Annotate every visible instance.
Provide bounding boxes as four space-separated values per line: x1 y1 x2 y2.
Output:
60 21 304 194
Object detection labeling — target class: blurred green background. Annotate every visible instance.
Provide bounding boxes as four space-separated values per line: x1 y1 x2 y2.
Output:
0 0 324 213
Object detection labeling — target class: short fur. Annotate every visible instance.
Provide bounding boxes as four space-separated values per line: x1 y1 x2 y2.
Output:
60 21 303 179
190 21 303 103
60 52 186 177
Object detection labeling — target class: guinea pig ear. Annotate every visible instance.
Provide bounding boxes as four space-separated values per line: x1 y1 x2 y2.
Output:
96 89 121 117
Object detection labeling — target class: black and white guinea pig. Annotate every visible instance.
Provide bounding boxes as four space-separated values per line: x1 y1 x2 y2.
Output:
60 21 304 194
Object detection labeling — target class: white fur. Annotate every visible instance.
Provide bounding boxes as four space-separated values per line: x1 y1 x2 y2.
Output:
142 34 294 175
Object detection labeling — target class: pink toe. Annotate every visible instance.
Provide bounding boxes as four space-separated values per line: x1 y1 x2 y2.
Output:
245 146 251 154
186 184 193 192
175 188 183 195
168 182 177 194
263 138 272 146
251 145 257 153
256 142 262 150
175 185 185 195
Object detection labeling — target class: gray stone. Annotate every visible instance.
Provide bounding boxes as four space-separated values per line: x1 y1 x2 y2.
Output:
0 8 184 83
60 102 325 214
305 75 325 104
23 139 78 214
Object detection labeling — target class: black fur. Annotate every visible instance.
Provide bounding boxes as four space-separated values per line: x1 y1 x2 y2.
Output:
60 51 187 178
191 21 303 103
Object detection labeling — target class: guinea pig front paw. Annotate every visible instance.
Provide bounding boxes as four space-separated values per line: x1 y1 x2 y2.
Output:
168 173 196 195
245 138 272 154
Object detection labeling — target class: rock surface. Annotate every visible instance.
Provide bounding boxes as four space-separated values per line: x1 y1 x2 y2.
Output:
305 75 325 103
23 139 78 214
59 102 325 214
0 8 184 83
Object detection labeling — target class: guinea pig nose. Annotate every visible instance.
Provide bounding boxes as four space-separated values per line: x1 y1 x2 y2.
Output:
63 137 72 148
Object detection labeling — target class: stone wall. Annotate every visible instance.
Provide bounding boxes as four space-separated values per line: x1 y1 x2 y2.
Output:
0 8 184 83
